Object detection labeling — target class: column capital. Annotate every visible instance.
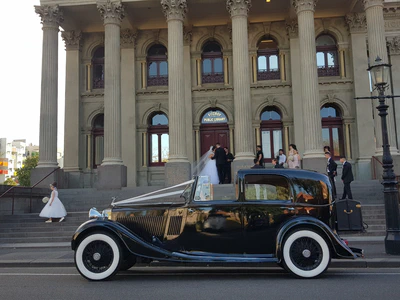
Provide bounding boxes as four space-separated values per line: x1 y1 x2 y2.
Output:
61 30 82 51
161 0 187 22
387 36 400 55
121 28 138 49
345 13 367 33
226 0 252 18
97 0 125 26
292 0 318 14
34 5 63 28
362 0 384 11
285 19 299 38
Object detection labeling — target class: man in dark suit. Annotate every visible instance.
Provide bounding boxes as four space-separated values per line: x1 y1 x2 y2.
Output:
224 147 235 184
272 158 283 168
212 142 227 184
325 151 337 199
340 155 354 199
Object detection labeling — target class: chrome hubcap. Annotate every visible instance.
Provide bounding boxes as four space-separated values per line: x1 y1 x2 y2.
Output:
93 252 101 261
302 249 311 258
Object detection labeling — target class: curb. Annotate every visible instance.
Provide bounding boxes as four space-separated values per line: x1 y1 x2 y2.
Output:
1 259 400 269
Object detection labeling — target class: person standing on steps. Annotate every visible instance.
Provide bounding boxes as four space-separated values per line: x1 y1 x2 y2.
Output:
340 156 354 200
256 145 264 168
224 147 235 184
212 142 227 184
39 182 67 223
325 151 337 199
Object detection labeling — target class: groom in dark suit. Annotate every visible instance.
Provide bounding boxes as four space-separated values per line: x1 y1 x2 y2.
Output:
340 155 354 199
213 142 227 184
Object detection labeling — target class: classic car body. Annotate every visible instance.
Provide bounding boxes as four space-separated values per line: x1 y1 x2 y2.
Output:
72 169 362 281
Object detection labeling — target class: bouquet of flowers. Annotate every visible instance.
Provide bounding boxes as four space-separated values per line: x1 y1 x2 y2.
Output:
288 155 294 161
42 197 49 204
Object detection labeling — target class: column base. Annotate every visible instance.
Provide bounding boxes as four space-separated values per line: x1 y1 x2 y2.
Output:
355 158 372 180
385 231 400 255
64 170 83 188
31 167 63 188
96 165 127 189
302 157 327 174
164 161 191 186
232 159 254 183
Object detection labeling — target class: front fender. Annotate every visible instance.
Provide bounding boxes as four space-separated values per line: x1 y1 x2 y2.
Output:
71 219 174 260
275 216 356 262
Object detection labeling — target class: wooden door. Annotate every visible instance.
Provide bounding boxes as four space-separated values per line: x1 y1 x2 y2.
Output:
200 124 229 156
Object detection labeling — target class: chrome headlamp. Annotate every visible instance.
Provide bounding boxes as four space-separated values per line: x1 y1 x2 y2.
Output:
89 207 110 219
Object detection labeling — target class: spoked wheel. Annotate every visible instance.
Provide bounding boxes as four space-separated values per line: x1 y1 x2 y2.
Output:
282 229 331 278
75 232 121 281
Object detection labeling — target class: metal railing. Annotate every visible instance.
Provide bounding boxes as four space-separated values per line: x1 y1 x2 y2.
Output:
371 156 384 180
0 167 60 215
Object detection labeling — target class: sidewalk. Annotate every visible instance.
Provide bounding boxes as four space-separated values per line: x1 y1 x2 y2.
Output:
0 236 399 269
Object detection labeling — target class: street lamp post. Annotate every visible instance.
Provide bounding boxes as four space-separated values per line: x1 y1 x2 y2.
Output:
368 56 400 255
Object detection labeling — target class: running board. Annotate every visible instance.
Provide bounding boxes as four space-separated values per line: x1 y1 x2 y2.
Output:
171 251 278 263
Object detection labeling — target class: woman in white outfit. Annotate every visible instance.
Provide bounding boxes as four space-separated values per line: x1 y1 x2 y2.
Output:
39 182 67 223
193 146 219 185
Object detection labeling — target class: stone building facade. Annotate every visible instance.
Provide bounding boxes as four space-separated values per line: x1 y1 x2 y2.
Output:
33 0 400 188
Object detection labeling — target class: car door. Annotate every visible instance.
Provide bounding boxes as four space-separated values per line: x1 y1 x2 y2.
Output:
242 174 296 254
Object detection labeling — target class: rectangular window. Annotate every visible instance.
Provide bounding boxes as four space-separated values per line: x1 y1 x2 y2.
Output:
151 134 159 163
262 131 271 159
161 134 169 163
244 174 290 201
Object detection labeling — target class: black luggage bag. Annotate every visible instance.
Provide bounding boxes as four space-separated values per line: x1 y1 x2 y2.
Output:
335 199 364 231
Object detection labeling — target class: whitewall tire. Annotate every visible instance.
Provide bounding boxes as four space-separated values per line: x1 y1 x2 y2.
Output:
75 232 121 281
282 229 331 278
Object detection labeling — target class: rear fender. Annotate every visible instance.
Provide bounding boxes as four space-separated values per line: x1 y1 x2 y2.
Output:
71 219 173 259
275 217 356 262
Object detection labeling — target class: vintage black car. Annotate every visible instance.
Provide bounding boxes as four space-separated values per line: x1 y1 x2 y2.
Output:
72 169 362 281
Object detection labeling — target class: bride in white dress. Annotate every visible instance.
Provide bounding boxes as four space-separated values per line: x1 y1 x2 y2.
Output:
193 146 219 185
39 182 67 223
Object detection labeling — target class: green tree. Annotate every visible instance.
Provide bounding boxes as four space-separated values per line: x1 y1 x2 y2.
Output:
3 178 17 186
16 156 39 186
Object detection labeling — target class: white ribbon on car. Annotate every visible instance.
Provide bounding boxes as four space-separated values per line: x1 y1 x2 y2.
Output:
111 179 195 206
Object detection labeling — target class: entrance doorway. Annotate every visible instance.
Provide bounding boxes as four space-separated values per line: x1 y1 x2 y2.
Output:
200 110 229 156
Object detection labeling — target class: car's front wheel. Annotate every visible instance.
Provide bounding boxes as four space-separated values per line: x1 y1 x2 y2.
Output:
282 229 331 278
75 232 121 281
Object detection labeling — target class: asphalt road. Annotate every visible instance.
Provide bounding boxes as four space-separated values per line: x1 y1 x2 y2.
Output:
0 267 399 300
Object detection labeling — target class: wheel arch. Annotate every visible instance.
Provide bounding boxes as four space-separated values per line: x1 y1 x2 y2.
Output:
275 217 354 262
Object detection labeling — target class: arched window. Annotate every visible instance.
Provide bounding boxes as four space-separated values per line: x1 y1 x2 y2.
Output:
321 104 344 159
92 114 104 169
316 35 339 77
148 112 169 166
202 41 224 84
257 38 280 81
260 107 283 162
92 47 104 89
147 44 168 86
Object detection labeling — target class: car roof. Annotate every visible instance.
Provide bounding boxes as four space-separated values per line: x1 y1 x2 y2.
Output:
237 168 328 181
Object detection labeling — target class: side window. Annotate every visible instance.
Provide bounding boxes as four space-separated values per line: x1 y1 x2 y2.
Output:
244 175 290 201
291 178 328 205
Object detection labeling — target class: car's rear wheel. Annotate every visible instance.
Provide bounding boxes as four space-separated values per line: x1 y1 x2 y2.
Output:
75 232 121 281
282 229 331 278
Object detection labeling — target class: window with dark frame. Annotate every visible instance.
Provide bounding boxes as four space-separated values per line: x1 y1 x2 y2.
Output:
257 38 280 81
321 105 344 160
260 107 283 163
316 35 340 77
201 41 224 84
92 47 104 89
148 112 169 166
147 44 168 87
92 114 104 169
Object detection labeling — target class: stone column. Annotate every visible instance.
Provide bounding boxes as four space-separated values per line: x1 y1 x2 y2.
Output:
346 13 375 179
61 30 82 188
161 0 191 185
32 5 63 187
286 19 305 156
292 0 325 173
96 0 127 189
227 0 254 174
121 29 138 187
363 0 399 156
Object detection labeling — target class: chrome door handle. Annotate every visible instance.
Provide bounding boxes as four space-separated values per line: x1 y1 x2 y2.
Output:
281 207 295 211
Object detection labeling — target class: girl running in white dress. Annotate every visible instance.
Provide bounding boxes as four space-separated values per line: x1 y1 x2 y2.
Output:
39 182 67 223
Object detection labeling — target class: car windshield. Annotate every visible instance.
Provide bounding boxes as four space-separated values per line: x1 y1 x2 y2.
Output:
193 176 213 201
180 180 194 201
